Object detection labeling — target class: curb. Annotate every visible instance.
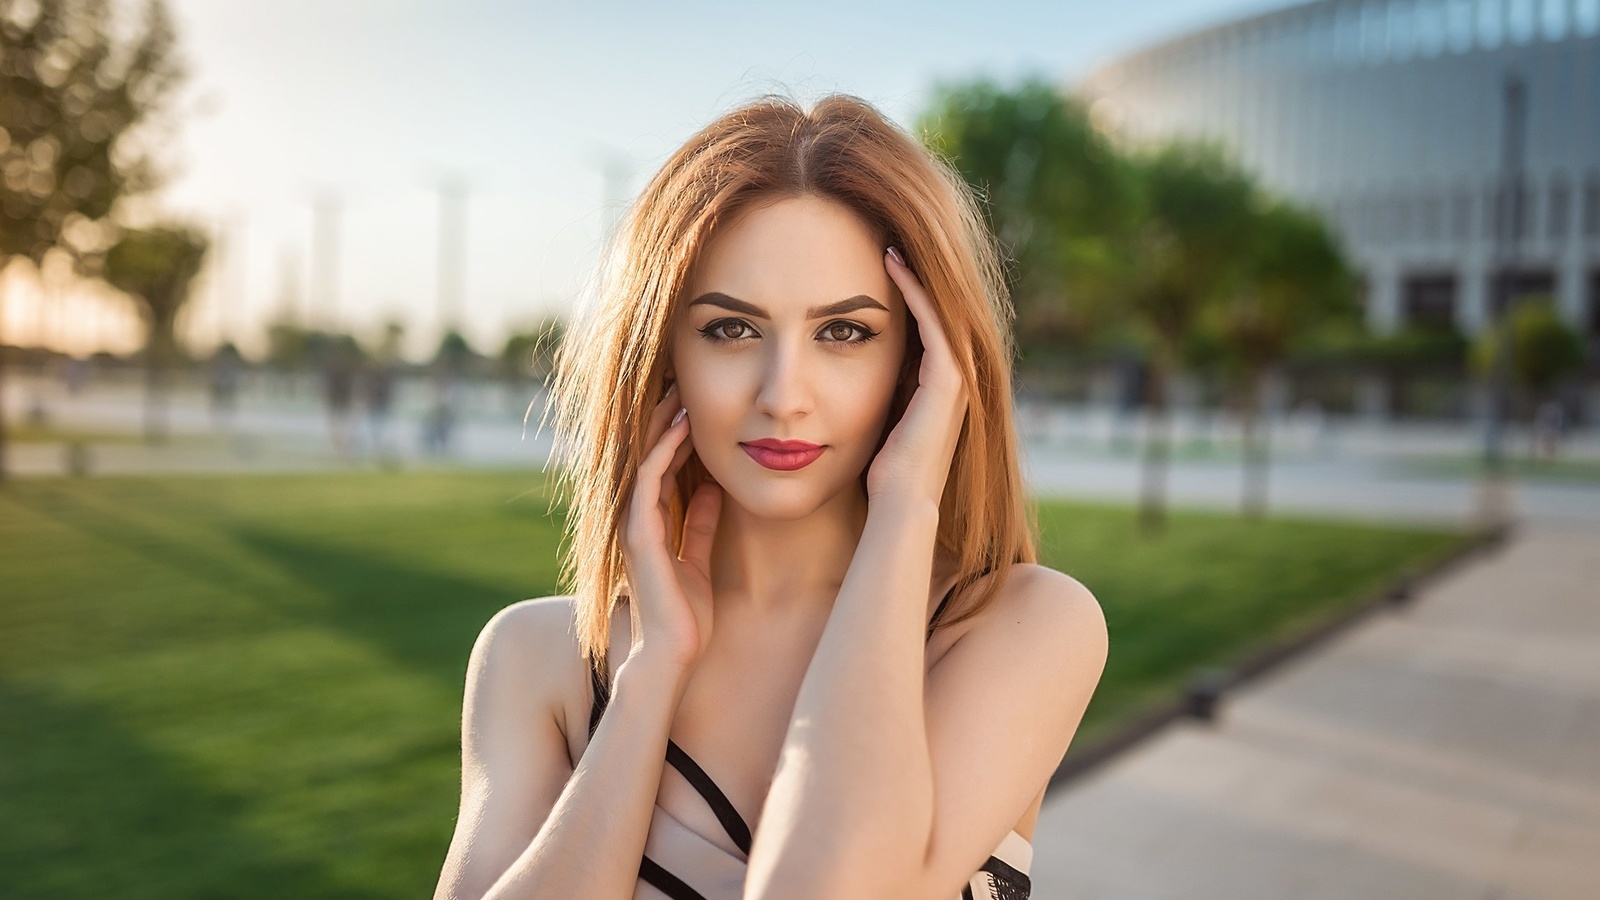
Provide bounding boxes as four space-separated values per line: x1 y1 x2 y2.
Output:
1044 520 1514 795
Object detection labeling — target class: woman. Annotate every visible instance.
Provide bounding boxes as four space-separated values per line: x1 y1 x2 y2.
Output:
433 92 1108 900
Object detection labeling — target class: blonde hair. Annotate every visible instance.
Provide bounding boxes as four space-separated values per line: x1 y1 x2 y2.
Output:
540 91 1039 679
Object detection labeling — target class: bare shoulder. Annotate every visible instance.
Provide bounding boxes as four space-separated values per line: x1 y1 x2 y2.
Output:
438 596 586 900
985 563 1108 656
474 595 580 669
468 596 586 734
1002 563 1103 617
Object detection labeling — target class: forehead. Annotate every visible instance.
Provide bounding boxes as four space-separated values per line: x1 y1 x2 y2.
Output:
685 194 898 313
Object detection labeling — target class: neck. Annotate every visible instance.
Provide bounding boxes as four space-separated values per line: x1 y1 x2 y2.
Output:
707 482 871 615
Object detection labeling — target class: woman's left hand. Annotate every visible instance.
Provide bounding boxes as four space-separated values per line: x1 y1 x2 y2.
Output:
865 246 970 509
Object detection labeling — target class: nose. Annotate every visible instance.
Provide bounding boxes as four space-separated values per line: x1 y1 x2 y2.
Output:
753 335 814 421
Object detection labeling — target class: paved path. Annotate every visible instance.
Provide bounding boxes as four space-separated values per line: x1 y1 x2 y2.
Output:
1031 521 1600 900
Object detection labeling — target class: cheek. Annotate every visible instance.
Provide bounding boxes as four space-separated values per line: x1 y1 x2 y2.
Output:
829 356 904 447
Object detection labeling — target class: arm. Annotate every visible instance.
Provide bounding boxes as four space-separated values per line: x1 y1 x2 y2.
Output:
432 598 690 900
744 524 1109 900
742 495 942 899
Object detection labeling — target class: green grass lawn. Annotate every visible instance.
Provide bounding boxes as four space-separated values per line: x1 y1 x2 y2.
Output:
0 471 1469 899
7 422 227 446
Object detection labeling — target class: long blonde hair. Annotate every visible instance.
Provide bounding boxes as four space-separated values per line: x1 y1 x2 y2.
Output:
539 91 1038 679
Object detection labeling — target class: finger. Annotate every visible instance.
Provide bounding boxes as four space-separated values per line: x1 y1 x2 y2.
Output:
633 407 691 528
642 381 681 450
884 249 958 384
885 250 971 408
679 480 723 575
663 416 696 483
658 415 698 516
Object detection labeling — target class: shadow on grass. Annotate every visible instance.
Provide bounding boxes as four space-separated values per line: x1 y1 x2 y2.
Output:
8 484 516 689
0 679 390 900
232 527 515 686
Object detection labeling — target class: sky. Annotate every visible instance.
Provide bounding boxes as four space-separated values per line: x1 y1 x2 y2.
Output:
10 0 1286 361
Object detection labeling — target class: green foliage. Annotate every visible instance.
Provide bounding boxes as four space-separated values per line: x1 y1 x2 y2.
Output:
499 317 565 382
915 75 1136 348
434 329 477 372
1200 199 1360 380
0 0 187 270
103 224 209 362
916 77 1362 377
1470 296 1587 393
1124 142 1262 348
1286 317 1466 370
264 323 369 370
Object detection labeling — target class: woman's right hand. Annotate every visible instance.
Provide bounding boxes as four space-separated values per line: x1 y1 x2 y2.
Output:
618 381 724 676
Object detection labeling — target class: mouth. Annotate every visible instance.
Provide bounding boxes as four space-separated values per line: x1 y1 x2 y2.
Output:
740 441 826 471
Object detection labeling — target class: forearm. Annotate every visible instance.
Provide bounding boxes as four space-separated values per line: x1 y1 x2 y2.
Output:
483 654 687 900
745 496 941 899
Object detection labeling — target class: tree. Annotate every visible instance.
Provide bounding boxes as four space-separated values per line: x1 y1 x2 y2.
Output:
499 317 565 385
102 223 207 442
0 0 186 478
1203 199 1359 517
1469 296 1586 414
915 75 1138 353
1121 142 1260 533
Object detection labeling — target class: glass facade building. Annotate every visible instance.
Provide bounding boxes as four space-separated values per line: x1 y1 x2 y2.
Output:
1075 0 1600 342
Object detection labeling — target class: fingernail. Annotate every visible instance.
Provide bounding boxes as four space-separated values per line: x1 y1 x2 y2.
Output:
672 407 687 427
886 246 906 267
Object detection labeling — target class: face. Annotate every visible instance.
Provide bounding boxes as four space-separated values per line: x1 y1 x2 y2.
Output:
667 193 909 519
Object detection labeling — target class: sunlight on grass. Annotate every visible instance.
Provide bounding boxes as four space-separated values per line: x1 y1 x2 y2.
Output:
0 470 1467 898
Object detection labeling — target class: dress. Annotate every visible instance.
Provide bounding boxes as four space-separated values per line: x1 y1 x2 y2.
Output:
585 569 1033 900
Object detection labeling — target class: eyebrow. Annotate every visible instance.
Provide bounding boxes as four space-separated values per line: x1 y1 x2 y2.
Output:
687 291 889 319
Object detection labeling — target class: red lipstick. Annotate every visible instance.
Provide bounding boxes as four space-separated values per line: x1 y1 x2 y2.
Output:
740 438 825 471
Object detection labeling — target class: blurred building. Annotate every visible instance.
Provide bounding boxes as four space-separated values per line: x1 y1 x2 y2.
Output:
1075 0 1600 342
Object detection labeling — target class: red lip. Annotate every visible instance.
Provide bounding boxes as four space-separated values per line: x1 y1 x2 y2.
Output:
740 439 825 471
744 439 822 452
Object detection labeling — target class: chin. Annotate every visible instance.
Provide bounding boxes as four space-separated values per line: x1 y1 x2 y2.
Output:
720 481 826 521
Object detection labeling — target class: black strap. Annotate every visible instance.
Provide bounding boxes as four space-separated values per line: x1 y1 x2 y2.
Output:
589 659 755 856
639 854 711 900
666 739 753 855
977 852 1032 896
587 659 608 740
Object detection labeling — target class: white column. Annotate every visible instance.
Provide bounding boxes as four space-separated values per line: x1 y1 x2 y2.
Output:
1460 247 1492 334
1368 255 1404 333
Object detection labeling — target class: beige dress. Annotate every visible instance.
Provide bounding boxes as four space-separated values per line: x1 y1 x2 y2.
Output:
587 569 1034 900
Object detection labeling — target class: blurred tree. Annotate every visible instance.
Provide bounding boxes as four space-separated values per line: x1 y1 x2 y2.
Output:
265 320 313 370
102 223 207 443
498 317 564 385
434 328 477 375
0 0 187 478
915 75 1138 354
1470 296 1585 406
1202 199 1359 518
1121 142 1260 534
373 319 405 364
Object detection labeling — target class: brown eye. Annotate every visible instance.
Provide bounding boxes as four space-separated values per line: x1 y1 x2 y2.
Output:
822 321 880 345
698 319 755 343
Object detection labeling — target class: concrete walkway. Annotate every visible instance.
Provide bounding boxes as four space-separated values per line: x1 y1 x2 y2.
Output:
1032 521 1600 900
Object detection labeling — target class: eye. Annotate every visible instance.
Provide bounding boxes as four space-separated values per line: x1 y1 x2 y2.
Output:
698 319 756 343
696 318 880 347
821 321 880 345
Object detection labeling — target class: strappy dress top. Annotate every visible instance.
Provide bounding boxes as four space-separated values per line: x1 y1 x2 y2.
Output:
585 569 1034 900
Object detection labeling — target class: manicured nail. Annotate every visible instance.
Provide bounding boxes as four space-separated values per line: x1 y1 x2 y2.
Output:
886 246 906 267
672 407 687 427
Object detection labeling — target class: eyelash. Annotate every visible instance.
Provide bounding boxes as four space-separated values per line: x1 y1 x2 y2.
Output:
697 318 881 347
